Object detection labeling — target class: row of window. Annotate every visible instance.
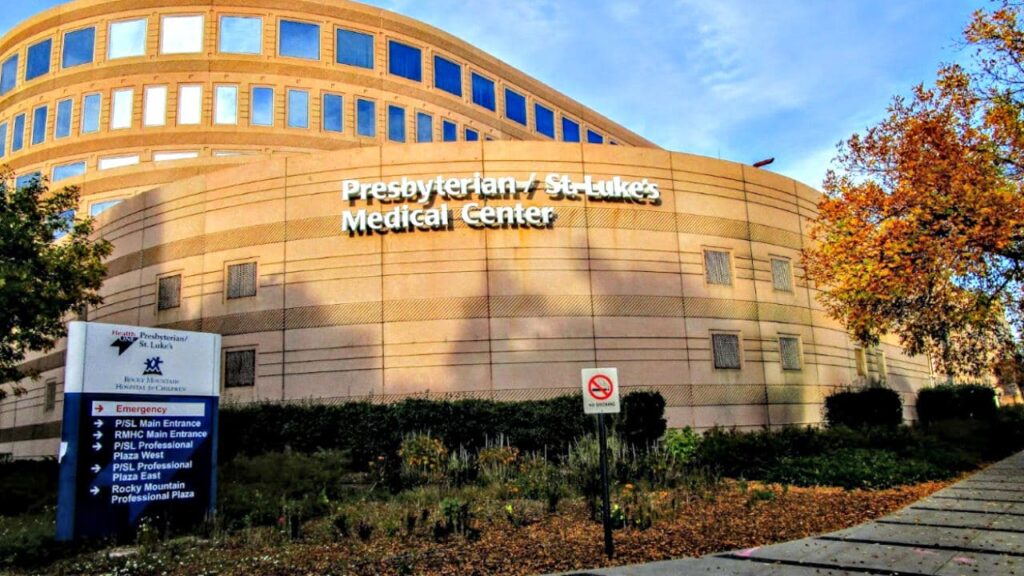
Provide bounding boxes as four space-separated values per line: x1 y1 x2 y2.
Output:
705 249 794 291
0 15 612 144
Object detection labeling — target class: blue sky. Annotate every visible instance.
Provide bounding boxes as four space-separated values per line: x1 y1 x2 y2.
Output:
1 0 987 188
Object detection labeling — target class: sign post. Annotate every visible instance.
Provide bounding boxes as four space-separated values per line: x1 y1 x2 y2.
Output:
581 367 621 559
56 322 221 541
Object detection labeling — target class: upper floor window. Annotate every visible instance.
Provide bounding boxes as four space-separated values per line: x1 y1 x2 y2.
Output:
388 40 421 82
215 85 238 125
98 156 138 170
771 257 793 292
89 198 123 216
704 249 732 286
535 104 554 138
779 336 802 371
587 130 604 144
442 119 457 142
562 117 580 143
226 262 257 299
357 98 375 137
336 28 373 68
11 114 25 151
161 16 204 54
0 122 8 158
251 86 274 126
110 88 133 130
108 18 147 59
15 171 39 190
219 16 262 55
323 93 343 133
55 98 73 138
434 55 461 96
388 105 405 143
26 39 52 80
416 112 432 143
287 89 309 129
465 127 479 142
505 88 526 125
62 27 95 68
144 85 167 127
279 20 320 60
224 349 256 388
157 274 182 311
81 93 101 133
1 55 18 94
178 85 202 125
471 72 495 111
53 161 86 182
44 380 56 412
31 105 47 145
712 333 742 369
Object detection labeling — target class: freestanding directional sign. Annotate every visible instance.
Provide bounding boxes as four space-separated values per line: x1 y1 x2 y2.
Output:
56 322 221 541
580 367 621 559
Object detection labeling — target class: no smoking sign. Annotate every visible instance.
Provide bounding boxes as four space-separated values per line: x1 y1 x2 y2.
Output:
581 368 621 414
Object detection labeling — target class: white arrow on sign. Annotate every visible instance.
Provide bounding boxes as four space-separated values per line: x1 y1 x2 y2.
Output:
90 486 100 496
92 442 102 451
91 464 101 474
93 431 103 440
94 420 103 428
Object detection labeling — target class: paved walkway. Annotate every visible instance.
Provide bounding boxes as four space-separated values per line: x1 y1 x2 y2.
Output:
559 451 1024 575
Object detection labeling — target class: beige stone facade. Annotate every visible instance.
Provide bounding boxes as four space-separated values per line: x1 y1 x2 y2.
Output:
0 0 932 458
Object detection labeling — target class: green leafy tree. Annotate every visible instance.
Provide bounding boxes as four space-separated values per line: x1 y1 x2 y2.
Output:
0 173 111 398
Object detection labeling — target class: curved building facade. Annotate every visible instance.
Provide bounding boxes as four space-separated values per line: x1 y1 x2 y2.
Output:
0 0 932 458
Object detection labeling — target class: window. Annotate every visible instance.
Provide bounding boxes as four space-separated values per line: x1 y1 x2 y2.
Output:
15 172 40 190
81 93 100 133
178 85 202 125
108 19 146 59
336 28 373 68
90 199 123 216
287 89 309 128
442 119 457 142
251 87 274 126
215 85 238 125
44 380 56 412
219 16 262 54
279 20 319 60
471 72 495 111
433 55 461 96
779 336 802 371
62 27 94 68
505 88 526 125
855 348 868 376
323 93 342 132
704 249 732 286
771 258 793 292
712 333 741 369
161 15 204 54
144 86 167 126
53 161 86 182
562 117 580 142
388 40 421 81
224 349 256 388
153 150 199 162
535 103 554 138
465 127 479 142
0 122 7 157
157 274 181 311
876 351 888 380
587 130 604 144
11 114 24 151
416 112 432 143
98 155 139 170
0 55 17 94
53 209 75 240
227 261 257 299
55 99 72 139
387 105 405 142
31 105 47 145
26 39 52 80
110 88 133 129
357 98 375 137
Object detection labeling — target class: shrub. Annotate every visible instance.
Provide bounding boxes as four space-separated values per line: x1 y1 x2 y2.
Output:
824 387 903 428
399 434 448 485
661 427 701 465
0 459 58 516
917 384 998 424
764 448 950 489
616 390 667 447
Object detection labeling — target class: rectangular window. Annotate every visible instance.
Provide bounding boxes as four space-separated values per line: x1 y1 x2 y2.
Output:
161 15 204 54
219 16 262 55
251 86 274 126
11 113 25 151
388 40 421 81
279 20 319 60
712 333 741 369
704 249 732 286
89 199 122 216
178 85 202 125
504 88 526 125
153 150 199 162
855 348 868 376
287 89 309 128
26 39 52 80
224 349 256 388
157 274 182 311
31 105 47 145
15 172 40 190
214 85 238 125
44 380 56 413
336 28 373 68
81 93 100 133
227 261 257 299
144 85 167 126
779 336 802 371
0 122 7 157
108 18 147 59
442 119 456 142
433 55 462 96
322 93 342 133
877 351 888 380
110 88 133 129
387 105 405 142
52 161 86 182
98 155 139 170
464 127 478 142
62 27 94 68
471 72 495 111
55 98 72 139
356 98 375 137
535 103 554 138
562 117 580 142
771 258 793 292
416 112 432 143
1 55 17 94
587 129 604 144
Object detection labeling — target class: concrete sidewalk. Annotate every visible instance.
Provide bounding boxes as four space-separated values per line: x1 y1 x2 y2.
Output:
557 451 1024 575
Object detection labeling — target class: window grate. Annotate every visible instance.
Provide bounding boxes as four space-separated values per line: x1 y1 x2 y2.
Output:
712 333 741 369
44 380 56 412
779 336 802 370
157 275 181 311
225 349 255 388
227 262 257 299
704 250 732 286
771 258 793 291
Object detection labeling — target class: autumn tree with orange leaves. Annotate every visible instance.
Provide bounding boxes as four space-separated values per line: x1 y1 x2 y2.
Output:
804 2 1024 376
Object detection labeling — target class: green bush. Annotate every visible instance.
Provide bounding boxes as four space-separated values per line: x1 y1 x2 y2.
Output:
0 459 58 516
824 387 903 428
917 384 998 424
661 427 701 465
616 390 667 447
764 448 949 489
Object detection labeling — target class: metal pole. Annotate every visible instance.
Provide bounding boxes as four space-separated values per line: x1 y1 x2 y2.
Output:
598 413 614 558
